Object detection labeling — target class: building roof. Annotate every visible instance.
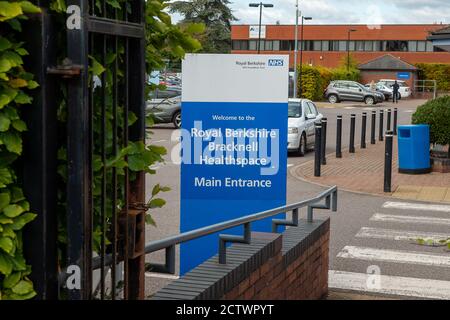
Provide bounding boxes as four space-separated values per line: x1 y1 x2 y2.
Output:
358 54 417 71
428 26 450 40
431 26 450 35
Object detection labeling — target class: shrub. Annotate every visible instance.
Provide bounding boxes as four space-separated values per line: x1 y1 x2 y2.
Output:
412 96 450 149
416 63 450 91
297 65 322 100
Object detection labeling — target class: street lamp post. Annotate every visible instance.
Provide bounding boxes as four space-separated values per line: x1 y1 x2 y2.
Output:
249 2 274 54
298 16 312 97
347 29 357 73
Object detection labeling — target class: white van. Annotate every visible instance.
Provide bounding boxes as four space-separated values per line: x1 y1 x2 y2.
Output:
377 79 411 99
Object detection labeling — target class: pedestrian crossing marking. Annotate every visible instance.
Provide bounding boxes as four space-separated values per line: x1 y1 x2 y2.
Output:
355 227 450 242
337 246 450 268
370 213 450 225
329 270 450 300
382 201 450 213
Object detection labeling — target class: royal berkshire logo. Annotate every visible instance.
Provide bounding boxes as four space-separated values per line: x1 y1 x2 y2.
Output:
268 59 283 67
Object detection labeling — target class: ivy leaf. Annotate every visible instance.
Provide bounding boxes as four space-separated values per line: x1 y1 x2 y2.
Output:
11 279 33 295
19 1 41 14
0 2 23 22
14 91 32 104
0 236 14 254
0 215 13 224
10 187 24 203
3 271 21 288
12 119 27 132
7 18 21 31
3 204 24 218
0 113 11 131
9 78 28 88
15 47 28 56
0 192 10 210
151 184 161 196
27 80 38 89
10 212 36 231
0 37 12 51
145 214 156 227
89 56 105 76
0 168 13 188
0 252 13 275
2 51 23 68
0 131 22 154
106 0 121 9
148 198 166 209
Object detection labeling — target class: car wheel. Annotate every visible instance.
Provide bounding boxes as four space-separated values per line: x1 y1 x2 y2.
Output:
328 94 338 104
296 133 306 157
364 96 375 105
172 111 181 128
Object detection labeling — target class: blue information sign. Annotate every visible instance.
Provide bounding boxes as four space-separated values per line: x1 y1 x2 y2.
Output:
397 72 410 80
179 54 289 274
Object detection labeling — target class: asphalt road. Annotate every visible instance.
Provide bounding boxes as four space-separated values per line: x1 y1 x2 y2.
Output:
144 99 450 299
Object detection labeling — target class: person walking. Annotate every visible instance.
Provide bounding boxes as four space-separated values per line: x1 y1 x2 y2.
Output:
392 80 400 103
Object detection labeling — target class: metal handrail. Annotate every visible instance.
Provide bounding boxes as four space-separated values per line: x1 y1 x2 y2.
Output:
91 185 338 271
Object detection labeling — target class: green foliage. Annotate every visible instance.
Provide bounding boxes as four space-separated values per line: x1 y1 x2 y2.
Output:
0 0 41 300
416 63 450 91
169 0 235 53
412 95 450 147
297 55 360 100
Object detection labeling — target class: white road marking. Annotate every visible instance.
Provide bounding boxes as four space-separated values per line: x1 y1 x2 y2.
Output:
382 201 450 213
344 106 356 109
153 140 167 143
337 246 450 267
371 213 450 226
145 272 180 280
329 270 450 300
404 110 414 113
355 227 450 242
363 107 374 111
287 164 294 168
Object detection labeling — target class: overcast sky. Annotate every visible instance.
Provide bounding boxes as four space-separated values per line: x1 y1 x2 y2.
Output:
228 0 450 25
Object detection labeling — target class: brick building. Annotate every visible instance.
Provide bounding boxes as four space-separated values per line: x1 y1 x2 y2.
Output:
231 24 450 70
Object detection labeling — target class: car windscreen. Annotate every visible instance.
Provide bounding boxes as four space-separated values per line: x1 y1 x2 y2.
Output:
288 102 302 118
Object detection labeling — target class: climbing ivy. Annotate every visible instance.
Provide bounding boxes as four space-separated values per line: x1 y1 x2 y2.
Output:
0 0 41 300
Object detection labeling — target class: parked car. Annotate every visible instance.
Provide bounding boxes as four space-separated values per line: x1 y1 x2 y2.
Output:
377 79 411 99
364 83 393 101
324 80 385 105
146 87 181 128
288 98 323 156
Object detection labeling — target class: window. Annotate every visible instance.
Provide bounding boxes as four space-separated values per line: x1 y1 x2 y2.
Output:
322 40 329 51
306 102 318 116
232 40 248 50
338 41 347 51
288 102 302 118
417 41 426 52
373 41 382 51
426 41 434 52
364 41 373 51
355 41 364 51
329 40 339 51
408 41 417 52
249 40 257 51
313 40 322 51
264 40 273 51
273 40 280 51
258 40 265 50
280 40 290 51
348 41 355 51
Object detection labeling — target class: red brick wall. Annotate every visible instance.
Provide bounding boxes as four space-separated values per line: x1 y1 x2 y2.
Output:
360 70 416 88
222 226 330 300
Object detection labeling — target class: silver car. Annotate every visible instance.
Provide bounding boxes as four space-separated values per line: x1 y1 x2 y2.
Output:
146 87 181 128
288 99 323 156
324 80 385 105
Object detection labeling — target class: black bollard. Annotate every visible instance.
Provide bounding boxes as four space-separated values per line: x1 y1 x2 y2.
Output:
361 112 367 149
314 122 322 177
379 109 384 142
321 118 327 165
393 108 398 135
349 114 356 153
384 131 393 193
387 109 392 131
336 115 342 158
371 110 376 145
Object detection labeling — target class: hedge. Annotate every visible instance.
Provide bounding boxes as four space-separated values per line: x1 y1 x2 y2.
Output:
416 63 450 91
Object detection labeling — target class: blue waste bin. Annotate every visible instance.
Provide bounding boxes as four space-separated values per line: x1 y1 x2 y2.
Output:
397 124 431 174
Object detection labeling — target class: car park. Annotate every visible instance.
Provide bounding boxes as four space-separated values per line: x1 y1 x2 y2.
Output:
377 79 411 99
324 80 385 105
288 98 323 156
146 87 182 128
364 83 393 101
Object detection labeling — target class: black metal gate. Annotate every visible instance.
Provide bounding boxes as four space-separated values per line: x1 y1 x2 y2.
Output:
23 0 146 300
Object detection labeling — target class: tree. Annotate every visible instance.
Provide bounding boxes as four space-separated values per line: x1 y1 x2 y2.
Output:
169 0 237 53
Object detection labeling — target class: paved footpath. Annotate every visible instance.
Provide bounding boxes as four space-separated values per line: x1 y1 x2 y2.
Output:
292 135 450 203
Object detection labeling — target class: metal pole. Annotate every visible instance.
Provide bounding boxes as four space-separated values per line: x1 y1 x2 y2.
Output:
393 108 398 135
387 109 391 131
299 17 304 97
384 131 393 193
371 110 376 144
336 115 342 158
347 31 350 73
321 117 327 165
257 3 262 54
361 112 367 149
293 0 299 98
314 122 322 177
379 109 384 142
349 114 355 153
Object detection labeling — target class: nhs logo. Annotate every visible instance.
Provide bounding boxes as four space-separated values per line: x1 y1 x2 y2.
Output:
268 59 284 67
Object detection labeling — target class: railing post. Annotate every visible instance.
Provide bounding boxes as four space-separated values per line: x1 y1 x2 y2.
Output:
371 110 376 145
361 112 367 149
387 108 392 131
379 109 384 142
314 122 322 177
321 117 327 165
349 114 355 153
384 131 393 193
393 108 398 135
336 115 342 158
